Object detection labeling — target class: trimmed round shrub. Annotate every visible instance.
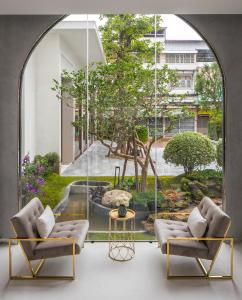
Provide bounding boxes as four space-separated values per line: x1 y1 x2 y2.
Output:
163 132 215 173
136 125 149 143
216 139 223 167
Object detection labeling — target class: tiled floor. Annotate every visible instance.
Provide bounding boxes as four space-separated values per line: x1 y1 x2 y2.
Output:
0 242 241 300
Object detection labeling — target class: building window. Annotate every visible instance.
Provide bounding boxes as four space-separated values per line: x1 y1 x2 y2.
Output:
166 53 194 64
176 74 193 89
196 49 215 62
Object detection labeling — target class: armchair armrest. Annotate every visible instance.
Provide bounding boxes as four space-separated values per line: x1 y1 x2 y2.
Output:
9 237 76 242
167 236 233 242
54 213 85 218
158 212 191 216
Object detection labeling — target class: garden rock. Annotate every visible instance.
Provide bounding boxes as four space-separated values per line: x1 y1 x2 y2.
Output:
102 189 132 207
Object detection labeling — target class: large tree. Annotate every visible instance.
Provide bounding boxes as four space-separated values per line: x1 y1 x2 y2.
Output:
195 62 223 140
53 14 186 191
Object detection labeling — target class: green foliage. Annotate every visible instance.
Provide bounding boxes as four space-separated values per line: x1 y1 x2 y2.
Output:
131 190 164 208
180 177 190 192
136 125 149 143
120 177 135 191
216 139 223 167
21 154 46 204
163 132 215 173
182 170 223 200
34 152 59 177
208 109 223 140
100 14 162 63
21 152 60 205
192 188 204 201
52 14 183 192
186 169 223 181
195 63 223 109
38 175 173 209
195 63 223 140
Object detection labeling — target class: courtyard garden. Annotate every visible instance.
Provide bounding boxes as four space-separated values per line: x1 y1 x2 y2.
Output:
21 131 223 240
20 14 224 240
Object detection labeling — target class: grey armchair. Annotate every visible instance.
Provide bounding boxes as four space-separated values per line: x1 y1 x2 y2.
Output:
9 197 89 280
154 197 233 279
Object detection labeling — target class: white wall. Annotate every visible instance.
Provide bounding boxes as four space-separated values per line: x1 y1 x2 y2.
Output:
22 29 86 162
35 32 61 157
60 37 81 163
22 54 36 159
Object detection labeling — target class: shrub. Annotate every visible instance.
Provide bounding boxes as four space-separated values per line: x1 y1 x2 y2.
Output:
21 154 45 204
162 189 182 211
34 152 60 176
163 132 215 173
44 152 60 173
136 125 149 143
186 169 223 181
131 190 164 208
216 139 223 167
120 177 135 191
180 177 191 191
192 189 204 201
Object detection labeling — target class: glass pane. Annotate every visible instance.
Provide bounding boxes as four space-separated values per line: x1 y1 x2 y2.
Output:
20 14 224 243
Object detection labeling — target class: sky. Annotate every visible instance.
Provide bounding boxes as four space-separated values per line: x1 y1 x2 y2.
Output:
65 14 202 41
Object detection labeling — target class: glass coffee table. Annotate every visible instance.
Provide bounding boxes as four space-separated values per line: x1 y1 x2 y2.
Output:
108 209 135 261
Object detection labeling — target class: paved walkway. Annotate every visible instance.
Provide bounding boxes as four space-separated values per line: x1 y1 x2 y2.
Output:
61 141 216 176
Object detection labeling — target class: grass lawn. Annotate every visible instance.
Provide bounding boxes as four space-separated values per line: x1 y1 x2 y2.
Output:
40 173 179 209
87 231 156 241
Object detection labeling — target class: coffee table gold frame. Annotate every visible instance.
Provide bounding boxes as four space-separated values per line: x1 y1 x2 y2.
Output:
108 209 135 262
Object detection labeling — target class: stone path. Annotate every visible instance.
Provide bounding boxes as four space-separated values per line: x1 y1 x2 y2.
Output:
61 141 216 177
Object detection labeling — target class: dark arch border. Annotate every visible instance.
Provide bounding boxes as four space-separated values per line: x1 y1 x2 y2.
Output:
18 14 226 209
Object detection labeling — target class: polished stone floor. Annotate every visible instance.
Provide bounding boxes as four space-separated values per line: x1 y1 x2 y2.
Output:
0 242 241 300
61 141 216 176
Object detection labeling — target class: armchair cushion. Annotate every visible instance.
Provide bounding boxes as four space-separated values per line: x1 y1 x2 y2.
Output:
154 219 209 259
36 205 55 238
188 207 207 238
33 219 89 260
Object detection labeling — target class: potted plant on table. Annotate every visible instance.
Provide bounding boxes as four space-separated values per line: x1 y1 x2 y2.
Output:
116 194 130 217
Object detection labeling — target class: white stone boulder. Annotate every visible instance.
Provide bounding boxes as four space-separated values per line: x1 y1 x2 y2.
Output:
102 189 132 207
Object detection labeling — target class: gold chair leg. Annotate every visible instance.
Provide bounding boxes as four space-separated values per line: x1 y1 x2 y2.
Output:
9 239 76 280
166 238 234 279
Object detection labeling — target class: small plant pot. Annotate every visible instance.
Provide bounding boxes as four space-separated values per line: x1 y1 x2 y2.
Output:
118 205 127 217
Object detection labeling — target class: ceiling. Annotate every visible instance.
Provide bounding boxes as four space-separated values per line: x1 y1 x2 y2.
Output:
0 0 242 14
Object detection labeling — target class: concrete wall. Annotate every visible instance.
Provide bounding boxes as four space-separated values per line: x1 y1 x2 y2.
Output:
0 15 63 238
1 15 242 238
181 15 242 239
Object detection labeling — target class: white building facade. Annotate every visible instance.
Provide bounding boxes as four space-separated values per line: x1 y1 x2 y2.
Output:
21 20 105 164
145 28 216 136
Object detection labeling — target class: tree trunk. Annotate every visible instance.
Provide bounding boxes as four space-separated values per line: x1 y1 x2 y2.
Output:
133 136 139 191
139 142 162 190
140 164 148 192
106 141 113 157
149 157 162 190
121 141 130 183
